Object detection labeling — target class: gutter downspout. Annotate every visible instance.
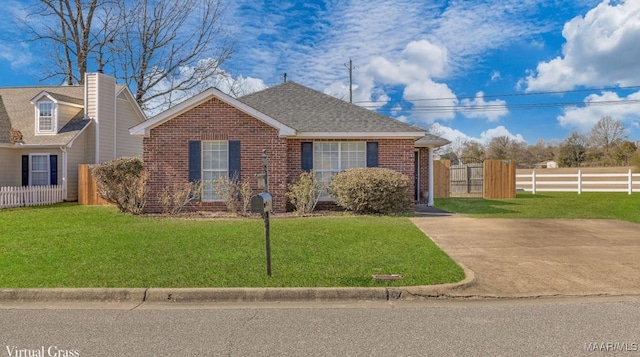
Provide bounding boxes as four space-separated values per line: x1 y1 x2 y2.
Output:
428 147 434 206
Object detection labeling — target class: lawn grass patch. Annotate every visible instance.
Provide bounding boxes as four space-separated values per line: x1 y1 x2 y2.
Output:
435 192 640 223
0 203 464 288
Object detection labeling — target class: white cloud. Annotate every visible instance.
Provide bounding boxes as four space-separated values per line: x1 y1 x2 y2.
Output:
524 0 640 91
558 90 640 130
479 126 526 144
143 61 267 116
357 40 457 123
0 43 32 69
429 123 476 143
430 123 525 145
459 92 509 122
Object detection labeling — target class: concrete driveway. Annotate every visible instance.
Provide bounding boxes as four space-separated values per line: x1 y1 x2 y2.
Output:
411 216 640 297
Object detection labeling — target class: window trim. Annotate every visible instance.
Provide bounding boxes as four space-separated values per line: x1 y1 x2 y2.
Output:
35 101 57 135
29 153 50 186
201 140 229 202
313 141 367 200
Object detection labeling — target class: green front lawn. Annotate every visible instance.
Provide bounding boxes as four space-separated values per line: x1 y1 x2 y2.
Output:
0 204 464 288
435 192 640 223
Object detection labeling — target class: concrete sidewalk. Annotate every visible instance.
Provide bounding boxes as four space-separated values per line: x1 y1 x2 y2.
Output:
411 215 640 298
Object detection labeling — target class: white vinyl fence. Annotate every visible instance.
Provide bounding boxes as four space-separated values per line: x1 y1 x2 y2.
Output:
0 185 65 209
517 169 640 194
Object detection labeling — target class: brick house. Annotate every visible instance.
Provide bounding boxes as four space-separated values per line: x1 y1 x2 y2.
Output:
130 81 449 213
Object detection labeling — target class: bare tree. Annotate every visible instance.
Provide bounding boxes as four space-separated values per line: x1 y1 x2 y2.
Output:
19 0 232 112
589 116 627 155
460 140 485 162
22 0 120 85
486 136 511 160
112 0 232 112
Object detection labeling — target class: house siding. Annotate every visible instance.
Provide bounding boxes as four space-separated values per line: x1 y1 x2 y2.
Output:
143 97 289 213
7 148 62 187
0 148 18 186
66 130 89 201
115 95 143 158
86 73 117 163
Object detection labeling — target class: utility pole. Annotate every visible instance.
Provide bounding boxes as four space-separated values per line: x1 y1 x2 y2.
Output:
344 59 353 103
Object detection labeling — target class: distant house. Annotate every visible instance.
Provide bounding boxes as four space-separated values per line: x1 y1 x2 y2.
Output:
534 160 558 169
0 72 145 201
130 81 449 213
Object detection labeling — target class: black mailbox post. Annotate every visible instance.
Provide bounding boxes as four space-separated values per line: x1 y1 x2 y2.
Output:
253 150 272 276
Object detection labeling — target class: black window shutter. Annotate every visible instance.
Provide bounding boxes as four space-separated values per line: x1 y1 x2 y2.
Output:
188 140 201 182
301 142 313 171
49 155 58 185
228 140 241 181
366 142 379 167
21 155 29 186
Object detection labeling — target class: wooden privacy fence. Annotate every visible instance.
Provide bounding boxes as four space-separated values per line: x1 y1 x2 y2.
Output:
0 185 64 209
78 164 110 205
516 168 640 194
484 160 516 199
433 159 516 199
432 160 451 199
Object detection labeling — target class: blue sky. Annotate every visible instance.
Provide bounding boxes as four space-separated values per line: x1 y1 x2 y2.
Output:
2 0 640 145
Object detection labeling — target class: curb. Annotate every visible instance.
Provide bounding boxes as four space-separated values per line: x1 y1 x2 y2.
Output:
0 265 476 304
0 288 147 303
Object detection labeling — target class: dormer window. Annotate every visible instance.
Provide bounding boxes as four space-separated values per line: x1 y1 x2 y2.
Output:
36 101 56 134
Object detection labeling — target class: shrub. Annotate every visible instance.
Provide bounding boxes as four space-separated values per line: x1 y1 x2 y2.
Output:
92 157 147 214
212 175 252 215
159 181 202 215
238 180 252 216
328 167 411 214
285 170 321 215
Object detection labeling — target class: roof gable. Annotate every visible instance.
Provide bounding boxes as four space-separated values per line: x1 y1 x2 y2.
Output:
0 85 85 145
130 87 296 137
31 91 84 107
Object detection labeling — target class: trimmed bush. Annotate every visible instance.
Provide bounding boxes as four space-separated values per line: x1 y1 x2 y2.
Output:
328 167 411 214
92 157 148 214
285 170 321 215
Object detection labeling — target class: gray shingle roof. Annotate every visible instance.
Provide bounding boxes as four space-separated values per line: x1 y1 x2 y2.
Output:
415 133 451 147
0 85 87 145
238 81 425 133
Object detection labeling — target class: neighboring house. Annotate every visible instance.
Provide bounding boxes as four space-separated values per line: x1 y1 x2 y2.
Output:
130 81 449 213
0 72 145 201
534 160 558 169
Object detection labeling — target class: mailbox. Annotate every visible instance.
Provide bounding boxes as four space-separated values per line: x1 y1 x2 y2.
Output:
251 193 273 214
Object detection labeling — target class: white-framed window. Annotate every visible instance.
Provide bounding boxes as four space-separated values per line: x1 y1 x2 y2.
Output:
201 141 229 201
314 142 366 198
30 154 50 186
36 101 56 134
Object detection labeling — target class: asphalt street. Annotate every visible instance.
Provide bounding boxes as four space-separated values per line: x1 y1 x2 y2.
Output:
1 296 640 356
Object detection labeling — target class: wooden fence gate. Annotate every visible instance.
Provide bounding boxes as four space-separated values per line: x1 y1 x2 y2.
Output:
433 159 516 199
450 158 484 197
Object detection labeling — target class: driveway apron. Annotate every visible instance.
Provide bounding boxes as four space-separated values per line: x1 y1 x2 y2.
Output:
411 216 640 297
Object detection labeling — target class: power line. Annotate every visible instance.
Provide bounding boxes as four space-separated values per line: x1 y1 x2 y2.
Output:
366 98 640 114
353 85 640 105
